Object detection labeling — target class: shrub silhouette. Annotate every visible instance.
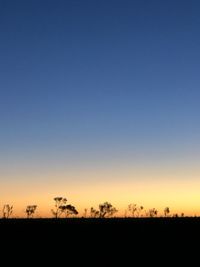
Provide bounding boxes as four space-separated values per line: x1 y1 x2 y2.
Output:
90 207 100 218
128 204 144 217
26 205 37 218
137 206 144 217
128 204 137 217
90 202 117 218
164 207 170 217
83 208 87 218
147 208 158 218
2 204 13 219
51 197 67 218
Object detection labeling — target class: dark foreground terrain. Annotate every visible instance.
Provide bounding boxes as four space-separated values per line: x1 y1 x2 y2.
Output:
1 218 199 262
1 217 200 236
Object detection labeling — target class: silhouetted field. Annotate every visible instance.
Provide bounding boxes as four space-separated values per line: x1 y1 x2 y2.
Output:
1 217 200 241
1 218 199 262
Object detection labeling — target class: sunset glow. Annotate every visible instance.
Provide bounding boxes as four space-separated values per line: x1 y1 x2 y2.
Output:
1 0 200 218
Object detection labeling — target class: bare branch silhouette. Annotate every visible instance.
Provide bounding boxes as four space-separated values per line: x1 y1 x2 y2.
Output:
128 204 144 217
2 204 13 219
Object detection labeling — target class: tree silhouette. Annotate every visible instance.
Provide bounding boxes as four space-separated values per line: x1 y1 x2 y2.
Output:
2 204 13 219
51 197 67 218
26 205 37 218
164 207 170 217
90 203 117 218
99 202 118 218
59 205 78 217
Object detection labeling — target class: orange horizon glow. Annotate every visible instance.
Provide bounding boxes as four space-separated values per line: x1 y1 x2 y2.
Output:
1 165 200 218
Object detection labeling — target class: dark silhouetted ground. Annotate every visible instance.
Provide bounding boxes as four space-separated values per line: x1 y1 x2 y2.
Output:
1 218 199 262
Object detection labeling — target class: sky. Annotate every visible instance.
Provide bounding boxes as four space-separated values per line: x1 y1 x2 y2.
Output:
0 0 200 217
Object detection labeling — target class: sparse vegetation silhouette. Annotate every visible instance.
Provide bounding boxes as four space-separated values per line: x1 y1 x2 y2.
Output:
0 199 192 219
164 207 170 217
128 204 144 217
2 204 13 219
147 208 158 218
26 205 37 218
83 208 87 218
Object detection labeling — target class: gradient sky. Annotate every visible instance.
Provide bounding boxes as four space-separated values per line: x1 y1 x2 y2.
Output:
1 0 200 216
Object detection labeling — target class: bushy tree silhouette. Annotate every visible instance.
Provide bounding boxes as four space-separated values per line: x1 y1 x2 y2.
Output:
2 204 13 219
51 197 78 218
90 202 118 218
59 205 78 217
99 202 117 218
26 205 37 218
51 197 67 218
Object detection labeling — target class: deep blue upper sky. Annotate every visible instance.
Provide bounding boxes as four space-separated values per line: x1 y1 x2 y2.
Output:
1 0 200 171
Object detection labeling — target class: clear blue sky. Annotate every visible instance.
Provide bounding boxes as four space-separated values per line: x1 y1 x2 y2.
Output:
1 1 200 214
